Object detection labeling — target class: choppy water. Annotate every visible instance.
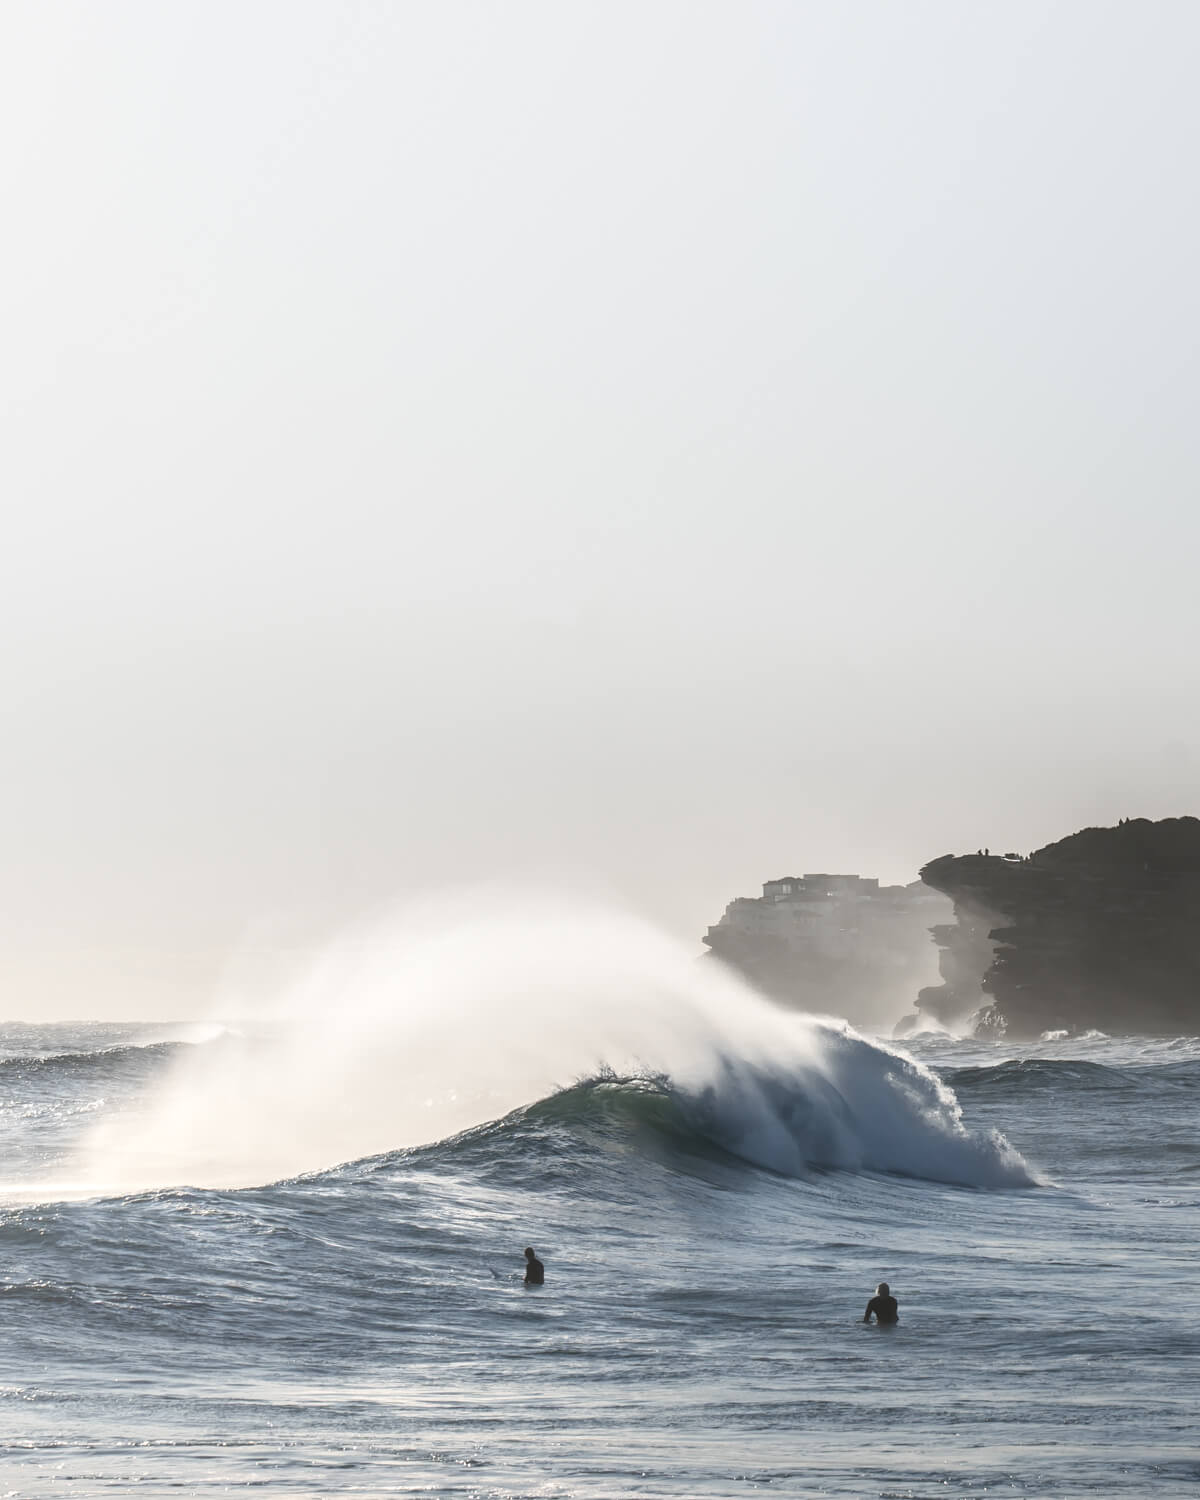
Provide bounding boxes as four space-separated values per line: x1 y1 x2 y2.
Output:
0 1014 1197 1497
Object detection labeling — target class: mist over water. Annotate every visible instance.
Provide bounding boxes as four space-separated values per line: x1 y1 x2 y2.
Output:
67 890 1032 1194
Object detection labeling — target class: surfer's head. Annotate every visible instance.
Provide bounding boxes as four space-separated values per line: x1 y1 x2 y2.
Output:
524 1247 536 1259
876 1282 890 1296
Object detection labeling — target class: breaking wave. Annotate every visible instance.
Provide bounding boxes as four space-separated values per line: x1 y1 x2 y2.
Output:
61 890 1035 1196
406 1041 1036 1189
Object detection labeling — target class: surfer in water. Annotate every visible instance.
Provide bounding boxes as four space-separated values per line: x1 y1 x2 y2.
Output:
863 1281 898 1324
523 1247 545 1286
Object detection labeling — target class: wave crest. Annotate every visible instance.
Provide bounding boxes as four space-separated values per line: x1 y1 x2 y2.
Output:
0 1042 181 1074
397 1033 1035 1190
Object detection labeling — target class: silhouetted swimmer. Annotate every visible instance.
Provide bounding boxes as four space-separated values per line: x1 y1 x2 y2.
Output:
863 1281 898 1324
523 1247 545 1286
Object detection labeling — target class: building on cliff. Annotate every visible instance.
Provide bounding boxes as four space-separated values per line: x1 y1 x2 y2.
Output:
912 817 1200 1039
703 872 950 1030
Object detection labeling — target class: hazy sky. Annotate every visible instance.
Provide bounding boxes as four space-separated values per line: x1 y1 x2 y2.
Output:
4 1 1199 1016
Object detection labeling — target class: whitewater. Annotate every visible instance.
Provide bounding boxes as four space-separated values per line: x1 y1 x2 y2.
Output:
0 898 1196 1496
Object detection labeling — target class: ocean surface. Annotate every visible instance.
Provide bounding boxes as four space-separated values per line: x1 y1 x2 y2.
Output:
1 942 1197 1497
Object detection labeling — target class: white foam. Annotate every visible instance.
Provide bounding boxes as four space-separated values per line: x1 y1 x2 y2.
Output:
684 1030 1034 1186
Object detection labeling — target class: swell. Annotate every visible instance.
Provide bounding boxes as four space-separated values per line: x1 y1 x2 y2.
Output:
0 1042 183 1076
945 1057 1200 1094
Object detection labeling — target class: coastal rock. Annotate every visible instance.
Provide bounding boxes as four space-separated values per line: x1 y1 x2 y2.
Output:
703 873 950 1031
917 818 1200 1038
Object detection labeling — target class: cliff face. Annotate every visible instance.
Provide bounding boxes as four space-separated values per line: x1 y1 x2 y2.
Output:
703 874 950 1031
917 817 1200 1038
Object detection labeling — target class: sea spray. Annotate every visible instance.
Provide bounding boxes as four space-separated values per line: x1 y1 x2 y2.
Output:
70 889 1036 1192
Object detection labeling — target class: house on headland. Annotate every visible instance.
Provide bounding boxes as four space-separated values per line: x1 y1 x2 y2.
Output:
703 872 950 1030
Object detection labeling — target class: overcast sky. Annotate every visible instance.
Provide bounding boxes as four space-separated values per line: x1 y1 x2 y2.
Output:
4 1 1199 1016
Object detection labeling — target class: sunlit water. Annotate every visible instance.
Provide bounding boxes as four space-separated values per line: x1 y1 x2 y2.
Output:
0 928 1197 1497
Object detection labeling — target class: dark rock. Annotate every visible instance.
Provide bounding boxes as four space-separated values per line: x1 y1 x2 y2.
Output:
918 818 1200 1038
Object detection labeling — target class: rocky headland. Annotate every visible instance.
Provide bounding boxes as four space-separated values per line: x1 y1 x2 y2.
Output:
911 817 1200 1038
704 872 950 1031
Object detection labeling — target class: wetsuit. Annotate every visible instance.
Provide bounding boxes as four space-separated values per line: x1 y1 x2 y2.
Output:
524 1255 545 1286
864 1294 898 1324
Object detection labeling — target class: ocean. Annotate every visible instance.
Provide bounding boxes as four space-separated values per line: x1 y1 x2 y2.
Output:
0 903 1196 1498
